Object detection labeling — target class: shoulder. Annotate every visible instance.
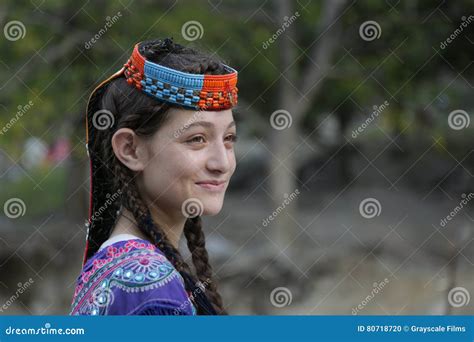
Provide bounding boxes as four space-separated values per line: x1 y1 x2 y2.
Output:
71 239 196 315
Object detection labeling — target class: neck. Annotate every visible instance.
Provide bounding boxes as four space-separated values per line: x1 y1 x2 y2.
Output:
109 208 149 241
148 205 186 249
109 207 185 249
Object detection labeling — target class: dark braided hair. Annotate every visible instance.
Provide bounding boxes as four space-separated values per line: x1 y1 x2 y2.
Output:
86 38 228 314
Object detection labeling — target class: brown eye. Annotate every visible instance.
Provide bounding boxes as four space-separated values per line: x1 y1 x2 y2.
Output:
187 135 205 144
225 134 238 143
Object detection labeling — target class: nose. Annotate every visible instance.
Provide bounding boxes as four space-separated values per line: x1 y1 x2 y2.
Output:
206 140 232 174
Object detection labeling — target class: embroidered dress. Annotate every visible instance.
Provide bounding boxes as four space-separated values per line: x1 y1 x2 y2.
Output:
70 236 197 315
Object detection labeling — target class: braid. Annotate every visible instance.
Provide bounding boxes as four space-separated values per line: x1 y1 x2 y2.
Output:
184 217 227 314
85 89 121 260
114 161 218 315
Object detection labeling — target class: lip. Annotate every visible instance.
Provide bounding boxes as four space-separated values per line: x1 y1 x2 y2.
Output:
195 180 226 192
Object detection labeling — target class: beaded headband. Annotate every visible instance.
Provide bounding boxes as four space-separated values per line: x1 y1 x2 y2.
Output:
123 43 238 110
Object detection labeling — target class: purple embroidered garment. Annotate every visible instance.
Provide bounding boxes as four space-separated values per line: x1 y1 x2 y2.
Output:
70 238 197 315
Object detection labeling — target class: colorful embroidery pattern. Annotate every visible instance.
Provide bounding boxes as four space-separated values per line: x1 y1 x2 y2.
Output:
124 43 238 110
70 240 196 315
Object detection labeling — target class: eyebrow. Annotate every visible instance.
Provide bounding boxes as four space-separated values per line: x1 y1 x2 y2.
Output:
183 121 236 130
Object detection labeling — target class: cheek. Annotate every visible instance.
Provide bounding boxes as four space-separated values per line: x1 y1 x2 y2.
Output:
229 149 237 175
141 149 202 207
140 144 235 215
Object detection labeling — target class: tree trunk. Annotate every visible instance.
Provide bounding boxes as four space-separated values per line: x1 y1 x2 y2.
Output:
268 0 347 266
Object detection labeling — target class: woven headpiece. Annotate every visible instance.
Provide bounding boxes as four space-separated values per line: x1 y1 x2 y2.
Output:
124 43 238 110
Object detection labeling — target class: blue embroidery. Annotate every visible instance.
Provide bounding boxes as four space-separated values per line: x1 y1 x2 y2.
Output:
71 242 195 316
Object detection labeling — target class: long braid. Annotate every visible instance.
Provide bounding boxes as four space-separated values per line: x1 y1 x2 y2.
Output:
184 217 226 314
84 93 122 260
114 162 217 314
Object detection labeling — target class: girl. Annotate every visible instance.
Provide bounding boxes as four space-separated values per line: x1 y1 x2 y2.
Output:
70 38 238 315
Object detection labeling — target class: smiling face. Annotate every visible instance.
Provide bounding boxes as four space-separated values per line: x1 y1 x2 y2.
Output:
137 108 237 218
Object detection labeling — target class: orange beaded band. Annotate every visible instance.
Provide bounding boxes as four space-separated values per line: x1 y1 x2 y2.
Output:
123 43 238 110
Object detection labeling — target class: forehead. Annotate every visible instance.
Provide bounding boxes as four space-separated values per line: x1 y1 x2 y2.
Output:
165 108 235 128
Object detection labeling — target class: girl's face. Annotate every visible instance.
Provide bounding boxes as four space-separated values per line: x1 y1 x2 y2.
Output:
139 108 237 218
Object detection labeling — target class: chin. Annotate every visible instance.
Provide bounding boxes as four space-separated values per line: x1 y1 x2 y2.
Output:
202 201 224 216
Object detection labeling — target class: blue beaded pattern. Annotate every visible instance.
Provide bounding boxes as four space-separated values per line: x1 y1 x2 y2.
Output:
142 60 205 109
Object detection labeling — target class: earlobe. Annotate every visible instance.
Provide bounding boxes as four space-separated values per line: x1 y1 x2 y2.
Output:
111 128 146 171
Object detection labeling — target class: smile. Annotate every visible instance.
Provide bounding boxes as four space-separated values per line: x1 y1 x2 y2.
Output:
195 181 226 192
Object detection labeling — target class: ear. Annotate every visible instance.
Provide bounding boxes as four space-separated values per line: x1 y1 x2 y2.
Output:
111 128 148 171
